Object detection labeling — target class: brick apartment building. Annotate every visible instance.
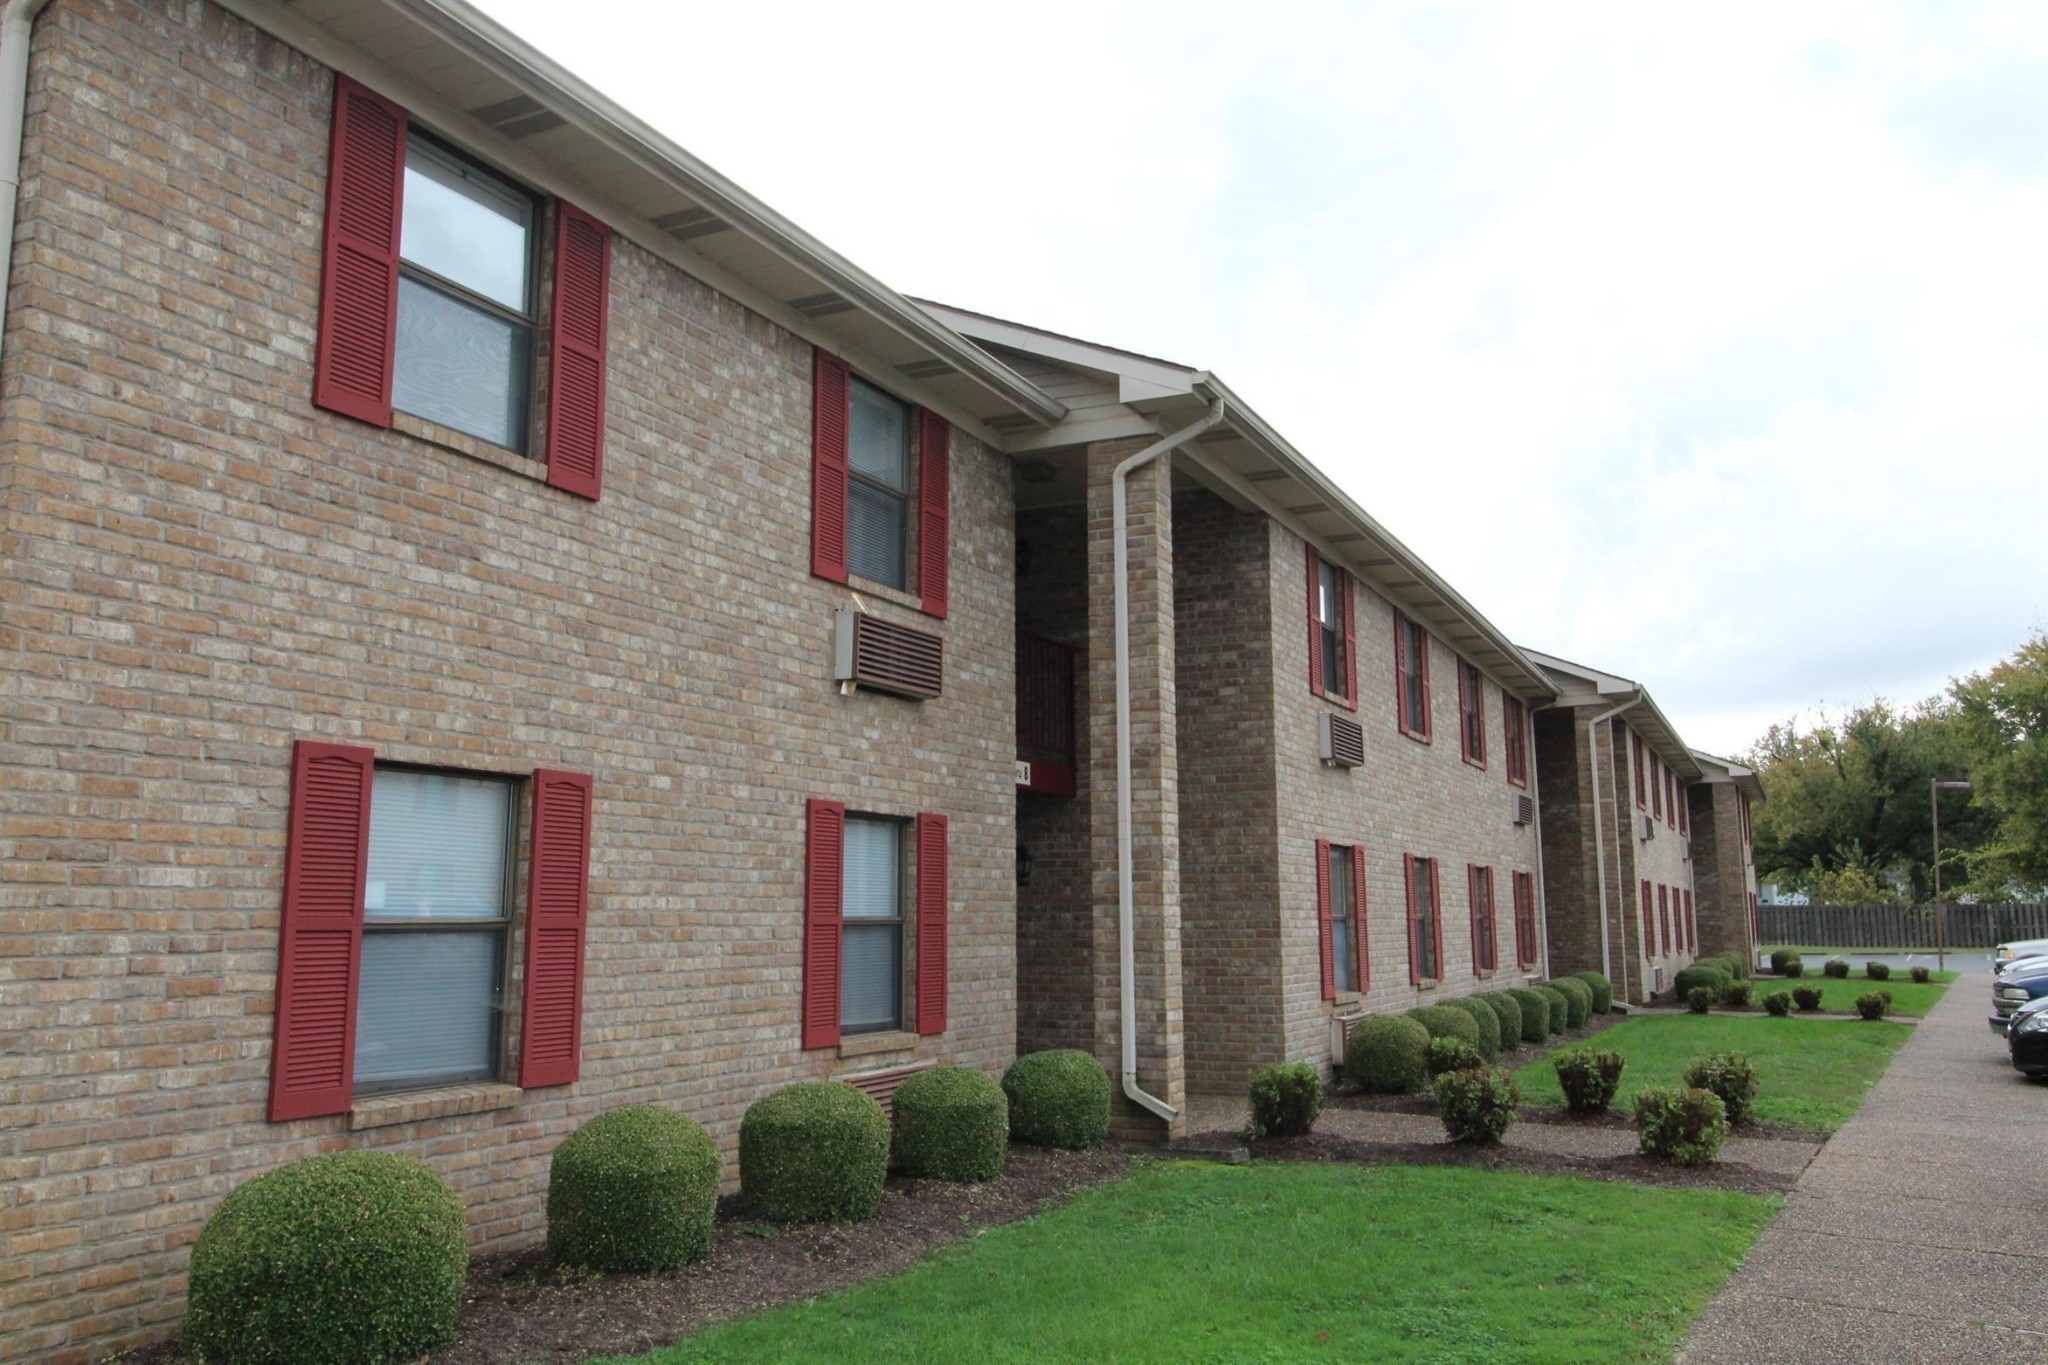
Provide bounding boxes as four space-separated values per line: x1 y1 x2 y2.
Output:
0 2 1747 1359
1688 750 1764 962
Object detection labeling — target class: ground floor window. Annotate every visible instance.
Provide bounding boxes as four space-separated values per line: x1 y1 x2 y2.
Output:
1407 854 1442 983
1469 865 1496 973
1330 844 1359 993
842 816 904 1033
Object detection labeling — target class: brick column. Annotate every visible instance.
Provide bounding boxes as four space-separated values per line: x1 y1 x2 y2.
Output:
1085 439 1185 1139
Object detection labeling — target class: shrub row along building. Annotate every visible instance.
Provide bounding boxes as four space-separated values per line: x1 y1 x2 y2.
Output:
0 1 1761 1358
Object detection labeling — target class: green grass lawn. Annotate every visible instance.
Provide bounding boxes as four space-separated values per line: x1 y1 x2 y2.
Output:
1748 970 1955 1017
1764 945 1978 961
616 1163 1774 1364
1516 1015 1912 1132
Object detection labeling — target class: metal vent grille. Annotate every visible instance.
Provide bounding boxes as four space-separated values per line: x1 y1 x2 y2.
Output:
840 1063 932 1118
1641 813 1657 842
835 610 943 699
1320 713 1364 768
1512 794 1535 826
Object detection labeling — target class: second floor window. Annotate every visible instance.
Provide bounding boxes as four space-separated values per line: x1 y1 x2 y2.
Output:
1318 561 1345 695
848 379 913 590
1503 696 1528 786
1395 613 1431 738
1459 660 1486 766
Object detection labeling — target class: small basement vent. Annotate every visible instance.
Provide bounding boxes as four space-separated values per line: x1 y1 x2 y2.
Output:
1512 794 1535 826
839 1063 932 1118
835 609 943 699
1640 813 1656 842
1319 713 1365 768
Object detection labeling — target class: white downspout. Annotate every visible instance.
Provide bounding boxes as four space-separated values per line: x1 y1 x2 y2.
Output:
1112 398 1225 1125
0 0 56 375
1585 696 1642 1001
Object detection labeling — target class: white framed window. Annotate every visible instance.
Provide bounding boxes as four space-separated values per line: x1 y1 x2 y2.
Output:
848 378 913 589
1330 843 1358 993
841 816 904 1033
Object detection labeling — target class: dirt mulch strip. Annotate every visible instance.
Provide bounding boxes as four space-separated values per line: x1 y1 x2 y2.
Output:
1234 1130 1799 1197
432 1145 1133 1364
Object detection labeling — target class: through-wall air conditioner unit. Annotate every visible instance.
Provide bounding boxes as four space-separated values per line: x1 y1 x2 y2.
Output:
1682 839 1691 862
1330 1010 1370 1064
1640 813 1656 842
1319 713 1364 768
1512 794 1534 826
834 609 943 700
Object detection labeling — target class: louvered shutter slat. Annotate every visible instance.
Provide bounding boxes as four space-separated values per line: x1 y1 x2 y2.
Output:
918 410 949 618
519 770 592 1088
269 740 374 1121
545 203 610 500
1340 569 1358 709
313 78 406 427
1351 846 1370 991
916 813 948 1035
1315 840 1335 1000
803 800 845 1049
1405 855 1421 986
812 352 851 583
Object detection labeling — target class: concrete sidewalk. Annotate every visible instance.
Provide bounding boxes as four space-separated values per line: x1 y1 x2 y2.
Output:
1681 967 2048 1363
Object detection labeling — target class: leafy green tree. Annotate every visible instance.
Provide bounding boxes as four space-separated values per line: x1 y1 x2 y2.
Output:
1950 633 2048 893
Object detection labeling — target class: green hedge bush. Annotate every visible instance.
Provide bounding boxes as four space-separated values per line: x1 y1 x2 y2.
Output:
1634 1086 1728 1166
1769 947 1800 975
1722 980 1753 1008
1444 996 1502 1061
547 1105 720 1271
1546 977 1592 1028
1480 992 1524 1050
1345 1015 1432 1094
1572 971 1614 1015
1246 1061 1324 1139
740 1082 890 1222
1855 991 1890 1020
1865 961 1892 981
892 1067 1008 1182
1433 1066 1520 1145
1686 986 1714 1014
1002 1049 1111 1150
1682 1052 1760 1124
1505 988 1550 1043
1408 1004 1482 1048
185 1151 466 1365
1763 990 1793 1017
1535 985 1571 1035
1426 1036 1485 1077
1910 965 1932 984
1551 1048 1626 1115
1823 958 1850 979
1792 985 1824 1011
1673 964 1730 1002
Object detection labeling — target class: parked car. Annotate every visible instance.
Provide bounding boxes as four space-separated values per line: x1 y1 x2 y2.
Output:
1994 937 2048 970
1990 957 2048 1032
2008 995 2048 1078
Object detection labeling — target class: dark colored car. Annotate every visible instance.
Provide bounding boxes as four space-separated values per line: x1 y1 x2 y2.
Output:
1990 957 2048 1033
2008 995 2048 1078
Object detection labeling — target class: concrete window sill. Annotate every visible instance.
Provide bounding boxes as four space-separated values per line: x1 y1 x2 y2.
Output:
350 1081 521 1131
838 1030 918 1060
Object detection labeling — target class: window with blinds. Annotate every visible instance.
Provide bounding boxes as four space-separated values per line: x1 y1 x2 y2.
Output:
841 817 904 1033
848 378 912 589
1329 844 1358 993
355 767 515 1093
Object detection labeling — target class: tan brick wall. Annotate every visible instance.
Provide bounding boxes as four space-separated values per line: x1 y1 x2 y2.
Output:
0 4 1017 1358
1691 783 1758 963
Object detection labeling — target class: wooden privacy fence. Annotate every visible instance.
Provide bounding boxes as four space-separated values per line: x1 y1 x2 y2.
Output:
1760 902 2048 950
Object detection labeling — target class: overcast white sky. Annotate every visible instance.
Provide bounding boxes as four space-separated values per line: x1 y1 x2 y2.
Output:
477 0 2047 756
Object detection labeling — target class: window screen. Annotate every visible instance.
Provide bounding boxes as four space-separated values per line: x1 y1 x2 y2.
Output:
841 817 903 1033
848 379 911 589
1329 844 1356 993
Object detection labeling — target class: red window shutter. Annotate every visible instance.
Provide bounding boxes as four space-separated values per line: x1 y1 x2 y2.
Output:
519 769 593 1088
802 798 845 1049
918 410 950 618
1315 839 1334 1000
545 202 611 501
1417 629 1434 741
1429 859 1445 981
312 77 406 427
268 740 373 1122
1340 569 1358 709
1305 545 1324 697
811 351 851 583
1351 846 1370 991
1404 855 1421 986
1641 880 1654 947
916 812 948 1035
1468 865 1482 976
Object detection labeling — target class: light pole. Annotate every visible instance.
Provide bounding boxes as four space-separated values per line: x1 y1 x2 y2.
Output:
1931 778 1972 972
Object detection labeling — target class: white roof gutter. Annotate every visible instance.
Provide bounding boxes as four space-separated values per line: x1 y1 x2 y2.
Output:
0 0 57 378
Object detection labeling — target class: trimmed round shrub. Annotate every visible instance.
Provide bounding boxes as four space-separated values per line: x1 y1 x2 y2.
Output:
185 1151 466 1365
1910 965 1932 984
1002 1049 1111 1150
1480 992 1524 1051
1763 990 1793 1017
1506 988 1550 1043
1345 1015 1432 1094
740 1082 890 1222
1572 971 1614 1016
1686 986 1714 1014
1673 964 1730 1002
1792 985 1824 1011
1547 977 1592 1028
1433 1066 1520 1145
1683 1052 1760 1124
1427 1035 1485 1077
1444 996 1502 1061
1536 985 1571 1035
1855 991 1889 1020
1865 961 1892 981
1246 1061 1323 1139
1781 959 1805 978
1723 980 1753 1009
1409 1004 1482 1049
1552 1048 1626 1115
547 1105 720 1271
1634 1086 1728 1166
1769 947 1800 974
893 1067 1008 1182
1823 958 1851 979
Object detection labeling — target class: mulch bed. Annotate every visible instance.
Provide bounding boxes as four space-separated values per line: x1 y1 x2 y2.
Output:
1236 1130 1800 1197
